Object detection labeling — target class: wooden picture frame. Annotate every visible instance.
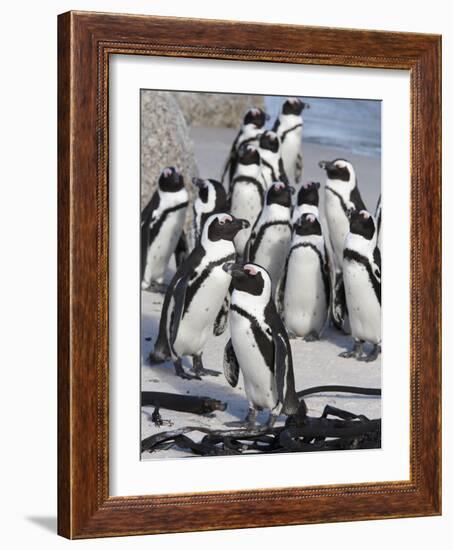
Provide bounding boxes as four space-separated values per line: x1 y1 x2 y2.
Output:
58 10 441 538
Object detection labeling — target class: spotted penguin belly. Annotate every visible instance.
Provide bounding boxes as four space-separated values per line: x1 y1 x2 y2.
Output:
253 225 291 290
284 247 327 336
231 184 262 257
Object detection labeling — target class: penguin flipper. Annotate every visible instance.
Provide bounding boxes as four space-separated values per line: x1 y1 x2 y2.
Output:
213 294 230 336
322 245 331 308
276 257 289 315
140 192 160 281
174 231 189 268
295 152 303 184
169 273 190 346
273 330 299 415
223 339 240 388
278 157 289 186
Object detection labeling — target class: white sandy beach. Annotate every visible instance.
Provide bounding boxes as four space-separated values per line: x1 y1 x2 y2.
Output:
141 125 381 459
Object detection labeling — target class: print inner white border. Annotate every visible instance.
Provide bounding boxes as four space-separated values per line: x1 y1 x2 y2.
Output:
109 55 410 496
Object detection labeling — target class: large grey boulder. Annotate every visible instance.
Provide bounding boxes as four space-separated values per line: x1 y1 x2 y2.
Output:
175 92 265 128
141 91 198 211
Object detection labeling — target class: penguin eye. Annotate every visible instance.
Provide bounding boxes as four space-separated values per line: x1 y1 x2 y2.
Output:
218 219 225 225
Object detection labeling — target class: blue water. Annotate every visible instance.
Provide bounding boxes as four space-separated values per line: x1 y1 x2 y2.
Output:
265 95 381 158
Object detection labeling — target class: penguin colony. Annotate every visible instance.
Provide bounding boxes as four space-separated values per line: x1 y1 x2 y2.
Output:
142 98 381 428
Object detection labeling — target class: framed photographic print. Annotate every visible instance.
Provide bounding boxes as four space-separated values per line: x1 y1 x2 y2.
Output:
58 11 441 538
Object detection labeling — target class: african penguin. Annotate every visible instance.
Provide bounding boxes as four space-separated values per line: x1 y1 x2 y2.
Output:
246 181 292 296
222 262 300 428
340 210 381 362
319 158 367 329
192 177 227 245
258 131 288 188
222 107 267 190
149 213 250 379
141 167 189 292
273 98 309 197
229 144 267 258
281 213 330 341
291 181 321 225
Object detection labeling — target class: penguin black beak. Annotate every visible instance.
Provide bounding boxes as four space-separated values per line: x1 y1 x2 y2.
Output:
318 160 335 171
192 177 206 188
222 262 244 277
302 102 311 110
230 218 250 230
288 186 296 195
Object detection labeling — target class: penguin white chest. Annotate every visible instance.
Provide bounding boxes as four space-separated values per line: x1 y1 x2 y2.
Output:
173 266 231 356
284 247 328 336
253 224 291 288
230 310 277 410
343 260 381 344
325 191 349 266
146 208 186 282
281 131 302 180
231 184 262 256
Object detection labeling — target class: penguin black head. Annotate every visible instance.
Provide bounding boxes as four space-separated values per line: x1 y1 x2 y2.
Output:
294 213 322 236
243 107 267 129
192 177 227 207
297 181 320 207
318 159 354 182
205 213 250 243
158 166 185 192
238 144 260 166
259 131 280 153
349 209 376 240
282 97 310 116
266 181 293 208
222 262 270 297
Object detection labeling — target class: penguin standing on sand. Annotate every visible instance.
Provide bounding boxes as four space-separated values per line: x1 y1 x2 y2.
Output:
340 210 381 362
281 213 330 341
291 181 321 224
141 167 189 292
273 98 309 196
258 131 288 188
222 262 301 428
222 107 267 190
246 181 292 295
191 177 227 245
318 159 367 328
149 213 250 379
229 144 267 258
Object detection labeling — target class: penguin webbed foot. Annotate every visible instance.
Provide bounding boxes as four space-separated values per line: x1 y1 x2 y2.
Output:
339 340 364 359
190 355 221 377
225 408 258 429
174 359 201 381
304 331 319 342
357 344 381 363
